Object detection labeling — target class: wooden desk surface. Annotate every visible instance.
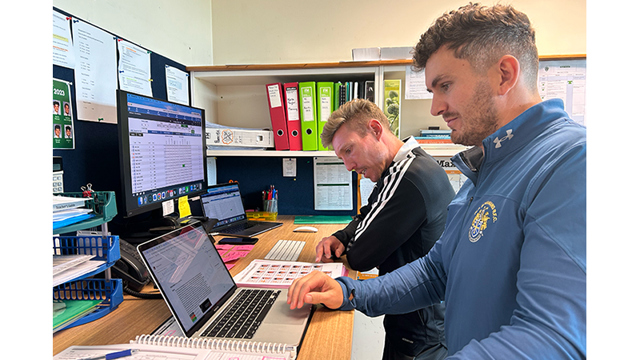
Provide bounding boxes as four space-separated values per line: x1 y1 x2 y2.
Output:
53 216 355 360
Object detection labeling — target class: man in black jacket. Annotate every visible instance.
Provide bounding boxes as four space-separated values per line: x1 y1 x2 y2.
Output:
316 99 455 360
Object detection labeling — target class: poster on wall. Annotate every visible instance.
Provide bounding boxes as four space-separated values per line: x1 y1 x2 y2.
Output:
538 59 586 126
53 79 75 149
52 9 75 69
72 18 118 124
313 157 353 211
117 39 153 97
165 65 189 105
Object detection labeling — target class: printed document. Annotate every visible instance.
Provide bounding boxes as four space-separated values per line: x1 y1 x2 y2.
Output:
313 157 353 211
52 10 75 69
118 39 153 97
72 19 118 123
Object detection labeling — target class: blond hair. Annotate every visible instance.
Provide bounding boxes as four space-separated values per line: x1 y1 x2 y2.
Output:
320 99 390 149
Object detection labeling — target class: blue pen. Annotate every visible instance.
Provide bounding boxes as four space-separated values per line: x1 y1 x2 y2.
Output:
77 349 139 360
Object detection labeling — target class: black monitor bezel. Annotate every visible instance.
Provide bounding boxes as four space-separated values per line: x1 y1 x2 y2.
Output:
116 90 208 218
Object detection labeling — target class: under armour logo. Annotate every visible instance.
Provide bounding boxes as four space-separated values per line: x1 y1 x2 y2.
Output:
493 129 514 148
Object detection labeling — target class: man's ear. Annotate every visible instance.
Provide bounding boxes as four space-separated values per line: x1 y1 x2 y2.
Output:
497 55 520 96
368 119 383 140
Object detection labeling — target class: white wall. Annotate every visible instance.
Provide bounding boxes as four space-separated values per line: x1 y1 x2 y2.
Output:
50 0 586 66
210 0 586 65
52 0 214 66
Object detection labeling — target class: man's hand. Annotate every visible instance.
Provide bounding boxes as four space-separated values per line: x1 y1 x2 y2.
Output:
315 235 346 262
287 270 345 310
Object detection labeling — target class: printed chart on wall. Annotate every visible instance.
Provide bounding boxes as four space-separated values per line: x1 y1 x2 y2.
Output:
53 79 75 149
52 10 75 69
313 157 353 211
71 18 118 124
538 59 586 126
117 39 153 97
165 65 189 105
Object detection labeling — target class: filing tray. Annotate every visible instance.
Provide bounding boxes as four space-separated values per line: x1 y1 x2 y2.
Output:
52 235 123 330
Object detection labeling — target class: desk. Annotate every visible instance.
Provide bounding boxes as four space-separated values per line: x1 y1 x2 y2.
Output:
53 216 356 360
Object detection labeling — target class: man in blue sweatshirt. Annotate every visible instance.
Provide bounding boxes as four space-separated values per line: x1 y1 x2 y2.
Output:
288 3 586 359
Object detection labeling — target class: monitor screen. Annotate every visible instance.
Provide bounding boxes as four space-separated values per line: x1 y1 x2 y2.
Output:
117 90 207 218
200 183 247 228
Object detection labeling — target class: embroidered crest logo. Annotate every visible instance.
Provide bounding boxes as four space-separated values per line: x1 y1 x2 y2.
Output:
468 201 498 242
493 129 514 148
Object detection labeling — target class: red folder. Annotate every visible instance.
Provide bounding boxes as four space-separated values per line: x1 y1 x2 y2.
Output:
283 82 303 151
266 83 290 150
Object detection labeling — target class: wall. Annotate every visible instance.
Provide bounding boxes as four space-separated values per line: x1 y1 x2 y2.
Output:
210 0 586 65
52 0 214 66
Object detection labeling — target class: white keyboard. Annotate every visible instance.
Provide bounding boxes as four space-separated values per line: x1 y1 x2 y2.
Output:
264 240 305 261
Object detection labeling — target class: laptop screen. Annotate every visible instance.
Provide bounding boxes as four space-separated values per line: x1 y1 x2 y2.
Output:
138 224 236 336
200 183 247 228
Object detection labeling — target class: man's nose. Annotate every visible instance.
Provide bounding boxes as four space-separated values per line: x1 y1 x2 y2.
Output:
430 95 446 117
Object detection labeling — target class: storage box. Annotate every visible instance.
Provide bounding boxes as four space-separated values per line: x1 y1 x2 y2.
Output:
246 211 278 221
206 128 274 148
352 47 381 61
380 46 413 60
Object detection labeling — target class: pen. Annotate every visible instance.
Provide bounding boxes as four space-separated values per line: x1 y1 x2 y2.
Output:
77 349 139 360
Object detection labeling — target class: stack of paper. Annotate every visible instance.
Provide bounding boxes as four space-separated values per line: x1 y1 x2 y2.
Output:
53 254 101 287
215 244 254 270
53 299 102 333
53 195 94 230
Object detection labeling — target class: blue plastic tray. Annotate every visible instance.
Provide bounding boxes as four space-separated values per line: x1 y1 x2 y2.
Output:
53 278 123 330
52 235 123 331
53 235 121 281
53 191 117 235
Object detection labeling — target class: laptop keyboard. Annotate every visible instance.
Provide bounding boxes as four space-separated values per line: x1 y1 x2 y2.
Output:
222 222 256 234
202 288 280 339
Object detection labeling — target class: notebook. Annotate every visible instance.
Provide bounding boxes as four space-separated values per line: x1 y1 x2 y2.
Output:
200 182 282 237
136 223 312 348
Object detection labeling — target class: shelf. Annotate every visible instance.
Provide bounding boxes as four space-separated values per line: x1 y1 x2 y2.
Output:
53 278 123 331
207 146 467 158
186 55 586 73
54 191 117 235
53 234 121 285
52 191 122 333
207 149 337 157
419 145 470 158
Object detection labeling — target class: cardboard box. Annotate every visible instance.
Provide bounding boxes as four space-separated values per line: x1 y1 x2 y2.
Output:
352 47 381 61
206 127 274 148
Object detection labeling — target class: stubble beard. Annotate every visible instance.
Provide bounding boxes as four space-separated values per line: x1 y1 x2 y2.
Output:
450 81 500 147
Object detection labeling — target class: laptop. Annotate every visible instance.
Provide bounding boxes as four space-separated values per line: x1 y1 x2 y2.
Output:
199 182 282 237
137 223 312 345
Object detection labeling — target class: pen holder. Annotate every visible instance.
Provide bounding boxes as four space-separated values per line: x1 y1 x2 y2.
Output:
263 199 278 214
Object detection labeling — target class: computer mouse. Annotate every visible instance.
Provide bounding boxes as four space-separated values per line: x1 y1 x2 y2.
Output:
293 226 318 233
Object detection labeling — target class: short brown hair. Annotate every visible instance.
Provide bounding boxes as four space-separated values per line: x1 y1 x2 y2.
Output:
320 99 390 149
412 3 539 91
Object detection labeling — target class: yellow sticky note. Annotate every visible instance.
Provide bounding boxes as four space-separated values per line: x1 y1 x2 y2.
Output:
178 196 191 220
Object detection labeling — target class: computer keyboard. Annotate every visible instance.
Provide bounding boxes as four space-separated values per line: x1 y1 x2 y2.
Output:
202 288 279 339
265 240 305 261
221 222 256 234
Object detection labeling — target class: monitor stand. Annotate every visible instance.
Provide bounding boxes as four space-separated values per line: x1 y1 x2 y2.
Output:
112 211 216 244
111 210 179 244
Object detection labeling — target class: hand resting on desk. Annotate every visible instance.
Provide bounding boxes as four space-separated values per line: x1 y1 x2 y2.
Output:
315 235 345 263
287 270 345 310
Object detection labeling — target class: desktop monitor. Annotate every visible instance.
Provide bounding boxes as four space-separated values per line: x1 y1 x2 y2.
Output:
116 90 207 218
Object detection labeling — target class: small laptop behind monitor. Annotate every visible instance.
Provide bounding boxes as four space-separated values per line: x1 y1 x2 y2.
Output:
137 223 312 346
200 182 282 237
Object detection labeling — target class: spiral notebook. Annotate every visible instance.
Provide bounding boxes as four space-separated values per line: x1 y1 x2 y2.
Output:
54 335 296 360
